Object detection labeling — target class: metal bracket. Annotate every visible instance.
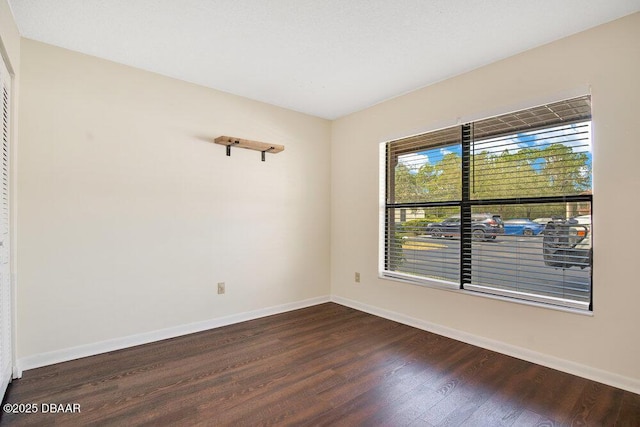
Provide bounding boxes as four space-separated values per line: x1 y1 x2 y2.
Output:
261 147 275 162
226 140 240 156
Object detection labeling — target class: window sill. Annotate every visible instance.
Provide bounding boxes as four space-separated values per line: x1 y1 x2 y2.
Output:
379 272 594 316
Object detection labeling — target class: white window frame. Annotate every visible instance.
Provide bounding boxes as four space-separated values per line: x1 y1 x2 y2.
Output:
379 96 593 312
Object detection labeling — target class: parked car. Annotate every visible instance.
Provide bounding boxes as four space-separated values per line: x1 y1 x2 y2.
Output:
503 218 546 236
533 217 553 224
426 214 504 240
542 215 592 269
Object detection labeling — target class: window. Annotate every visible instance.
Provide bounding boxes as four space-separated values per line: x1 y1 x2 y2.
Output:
382 96 593 311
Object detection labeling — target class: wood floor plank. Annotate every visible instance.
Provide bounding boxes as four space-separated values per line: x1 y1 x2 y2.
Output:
2 303 639 426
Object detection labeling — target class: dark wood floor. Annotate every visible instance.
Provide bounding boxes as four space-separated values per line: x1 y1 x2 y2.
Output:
1 303 639 426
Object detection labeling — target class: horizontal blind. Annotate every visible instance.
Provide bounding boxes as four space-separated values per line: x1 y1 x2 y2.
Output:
387 127 462 204
384 206 461 285
384 127 461 285
470 96 592 204
465 204 591 309
466 96 592 309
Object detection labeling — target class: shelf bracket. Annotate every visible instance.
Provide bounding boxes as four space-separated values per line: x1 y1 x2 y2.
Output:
226 140 240 156
261 147 275 162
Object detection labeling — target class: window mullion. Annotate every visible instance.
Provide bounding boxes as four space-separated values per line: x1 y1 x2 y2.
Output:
460 124 472 288
385 144 396 272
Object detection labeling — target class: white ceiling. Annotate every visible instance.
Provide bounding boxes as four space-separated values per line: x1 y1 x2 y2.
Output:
8 0 640 119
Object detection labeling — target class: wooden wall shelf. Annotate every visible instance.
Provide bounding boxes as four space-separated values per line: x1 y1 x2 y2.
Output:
214 136 284 161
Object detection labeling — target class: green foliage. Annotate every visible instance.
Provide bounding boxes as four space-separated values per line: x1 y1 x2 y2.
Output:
477 203 567 221
470 144 590 200
393 142 591 220
416 152 461 202
401 218 433 235
394 163 420 203
388 233 405 270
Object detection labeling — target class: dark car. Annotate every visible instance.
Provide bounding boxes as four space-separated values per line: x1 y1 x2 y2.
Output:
426 214 504 240
503 218 546 236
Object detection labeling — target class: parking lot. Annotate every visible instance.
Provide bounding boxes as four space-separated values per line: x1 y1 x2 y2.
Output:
399 234 591 304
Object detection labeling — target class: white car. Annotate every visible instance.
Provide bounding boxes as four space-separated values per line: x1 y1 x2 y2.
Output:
542 215 592 269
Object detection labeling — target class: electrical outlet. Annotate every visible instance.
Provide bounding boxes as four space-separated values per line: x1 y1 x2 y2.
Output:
217 282 225 294
355 272 360 283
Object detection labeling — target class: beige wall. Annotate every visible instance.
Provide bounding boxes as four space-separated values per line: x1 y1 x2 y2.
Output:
331 12 640 385
16 39 331 358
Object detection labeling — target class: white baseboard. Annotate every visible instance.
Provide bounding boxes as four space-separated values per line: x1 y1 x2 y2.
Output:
330 295 640 395
15 295 331 377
